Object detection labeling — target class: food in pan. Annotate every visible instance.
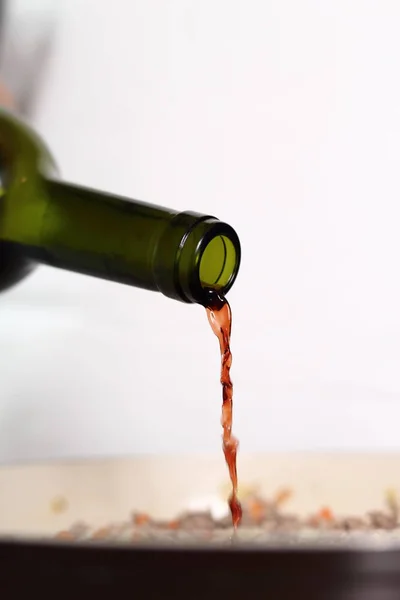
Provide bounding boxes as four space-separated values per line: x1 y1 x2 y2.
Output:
54 487 400 545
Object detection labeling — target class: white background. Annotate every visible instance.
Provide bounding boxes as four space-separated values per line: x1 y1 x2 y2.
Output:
1 0 400 462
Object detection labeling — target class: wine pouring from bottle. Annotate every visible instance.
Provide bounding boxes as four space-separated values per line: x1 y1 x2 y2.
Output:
0 110 241 305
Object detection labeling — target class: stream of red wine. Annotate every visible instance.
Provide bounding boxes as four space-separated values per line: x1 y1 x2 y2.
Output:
205 291 242 528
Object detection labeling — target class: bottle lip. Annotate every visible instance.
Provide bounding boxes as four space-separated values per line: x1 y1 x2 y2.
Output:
182 219 241 305
153 211 241 305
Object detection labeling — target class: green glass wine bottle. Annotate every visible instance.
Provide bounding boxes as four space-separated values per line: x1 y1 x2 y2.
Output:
0 110 240 305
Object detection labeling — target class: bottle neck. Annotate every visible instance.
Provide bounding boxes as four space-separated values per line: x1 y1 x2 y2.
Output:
2 176 177 291
0 110 241 303
1 177 241 304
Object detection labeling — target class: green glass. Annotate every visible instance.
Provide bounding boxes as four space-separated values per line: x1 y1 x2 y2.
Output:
0 110 241 305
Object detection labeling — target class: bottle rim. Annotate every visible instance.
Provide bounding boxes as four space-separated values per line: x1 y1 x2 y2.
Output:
181 219 241 305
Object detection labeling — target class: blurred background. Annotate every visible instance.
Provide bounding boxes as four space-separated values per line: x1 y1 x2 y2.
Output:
1 0 400 462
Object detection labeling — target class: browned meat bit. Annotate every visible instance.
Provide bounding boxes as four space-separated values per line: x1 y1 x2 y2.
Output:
91 526 115 540
242 495 269 525
131 512 152 527
270 514 302 533
337 517 368 531
177 511 216 531
273 488 293 507
306 507 336 529
68 521 89 539
368 511 397 530
55 530 76 541
239 490 285 527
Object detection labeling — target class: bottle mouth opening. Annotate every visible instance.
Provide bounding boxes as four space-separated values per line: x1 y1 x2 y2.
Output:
190 222 241 305
199 234 237 291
